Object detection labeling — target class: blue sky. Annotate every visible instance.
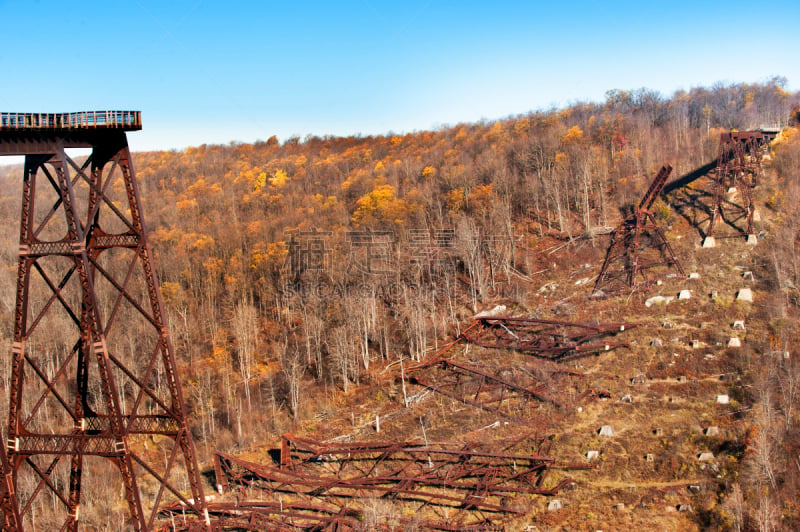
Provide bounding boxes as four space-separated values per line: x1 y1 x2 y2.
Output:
1 0 798 153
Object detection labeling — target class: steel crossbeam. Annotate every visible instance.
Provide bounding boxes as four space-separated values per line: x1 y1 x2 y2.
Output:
593 165 685 295
0 114 208 531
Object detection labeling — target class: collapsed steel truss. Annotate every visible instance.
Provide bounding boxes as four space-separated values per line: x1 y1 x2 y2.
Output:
593 165 685 295
461 317 633 360
161 500 504 532
195 433 578 530
706 131 772 238
161 500 367 532
403 317 629 424
0 113 208 531
408 359 562 425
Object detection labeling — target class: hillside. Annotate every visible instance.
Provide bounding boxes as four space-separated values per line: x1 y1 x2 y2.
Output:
0 79 799 530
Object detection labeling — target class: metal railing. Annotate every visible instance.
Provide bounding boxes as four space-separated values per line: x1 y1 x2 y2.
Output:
0 111 141 130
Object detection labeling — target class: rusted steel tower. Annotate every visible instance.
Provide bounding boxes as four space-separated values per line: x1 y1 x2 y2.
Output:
593 165 685 296
0 112 209 531
705 131 771 245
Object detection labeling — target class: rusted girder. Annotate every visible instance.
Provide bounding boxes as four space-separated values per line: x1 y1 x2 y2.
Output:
0 443 20 531
460 317 634 361
593 165 685 296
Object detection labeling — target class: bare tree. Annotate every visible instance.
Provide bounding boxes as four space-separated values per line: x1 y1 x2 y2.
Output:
231 298 260 408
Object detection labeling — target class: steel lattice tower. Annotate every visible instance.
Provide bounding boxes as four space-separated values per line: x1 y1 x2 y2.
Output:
705 131 770 243
0 112 209 531
593 165 685 296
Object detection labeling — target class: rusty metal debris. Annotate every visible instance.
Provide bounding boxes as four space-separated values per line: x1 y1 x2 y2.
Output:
161 500 506 531
161 500 364 531
0 112 207 531
199 434 582 530
460 317 634 360
403 317 632 424
408 360 562 425
593 165 685 296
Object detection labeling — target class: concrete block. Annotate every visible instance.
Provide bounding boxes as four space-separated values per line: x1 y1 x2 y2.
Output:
716 394 729 404
678 289 691 300
704 426 720 436
548 500 563 511
746 234 758 246
598 425 614 437
727 337 742 348
736 288 753 302
702 236 716 248
697 452 714 462
645 295 673 307
586 450 599 460
732 320 745 330
688 272 700 280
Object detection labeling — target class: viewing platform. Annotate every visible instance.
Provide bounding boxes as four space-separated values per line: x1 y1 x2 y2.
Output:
0 111 141 132
0 111 141 155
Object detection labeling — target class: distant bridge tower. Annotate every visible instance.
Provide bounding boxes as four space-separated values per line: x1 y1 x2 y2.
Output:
704 130 771 247
0 112 209 531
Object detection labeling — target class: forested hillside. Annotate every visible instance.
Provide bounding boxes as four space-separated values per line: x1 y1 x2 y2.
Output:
1 78 800 529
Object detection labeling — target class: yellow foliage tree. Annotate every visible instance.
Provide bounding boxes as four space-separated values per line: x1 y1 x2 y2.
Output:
253 171 268 192
562 125 584 144
446 188 466 213
269 168 288 188
352 184 412 227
